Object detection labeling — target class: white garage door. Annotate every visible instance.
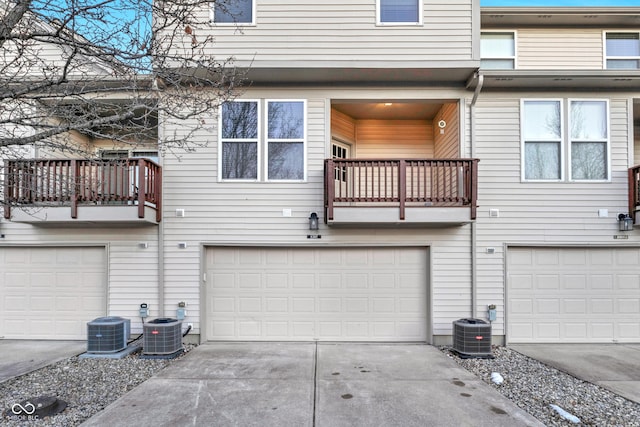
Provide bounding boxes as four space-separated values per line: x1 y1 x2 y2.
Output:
0 247 106 340
205 247 428 341
508 247 640 343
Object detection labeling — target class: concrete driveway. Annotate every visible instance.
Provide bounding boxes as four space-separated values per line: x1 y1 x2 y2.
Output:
511 343 640 404
0 340 85 383
81 342 543 427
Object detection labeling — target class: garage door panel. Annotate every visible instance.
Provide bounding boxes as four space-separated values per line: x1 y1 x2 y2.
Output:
205 247 428 342
0 247 106 340
508 247 640 343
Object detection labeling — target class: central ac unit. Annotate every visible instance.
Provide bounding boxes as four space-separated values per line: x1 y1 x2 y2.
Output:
87 316 131 353
143 318 183 355
452 318 492 358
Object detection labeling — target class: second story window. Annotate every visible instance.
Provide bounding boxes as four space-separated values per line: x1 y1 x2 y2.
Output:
378 0 421 25
521 99 610 182
605 32 640 69
481 32 515 69
220 100 307 182
212 0 255 24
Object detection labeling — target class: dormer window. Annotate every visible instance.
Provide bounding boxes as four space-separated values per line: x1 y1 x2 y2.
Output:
605 32 640 69
377 0 421 25
212 0 255 25
481 32 516 69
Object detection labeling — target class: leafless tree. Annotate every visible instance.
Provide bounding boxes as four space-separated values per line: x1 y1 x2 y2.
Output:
0 0 245 160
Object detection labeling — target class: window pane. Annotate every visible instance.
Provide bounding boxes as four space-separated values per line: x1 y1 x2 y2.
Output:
523 101 561 140
222 142 257 179
268 142 304 180
214 0 253 23
481 33 515 57
606 59 640 69
571 101 607 140
572 142 607 180
268 102 304 139
480 59 515 69
380 0 419 23
525 142 560 180
606 33 640 57
221 102 258 139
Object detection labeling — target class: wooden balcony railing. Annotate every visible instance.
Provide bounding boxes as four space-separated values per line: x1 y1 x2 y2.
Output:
325 158 479 222
4 158 162 222
629 165 640 222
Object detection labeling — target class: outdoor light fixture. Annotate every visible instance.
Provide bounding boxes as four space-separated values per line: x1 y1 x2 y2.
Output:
309 212 319 231
618 213 634 232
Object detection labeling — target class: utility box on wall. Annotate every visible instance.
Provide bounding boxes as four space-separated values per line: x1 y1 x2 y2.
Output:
452 318 493 358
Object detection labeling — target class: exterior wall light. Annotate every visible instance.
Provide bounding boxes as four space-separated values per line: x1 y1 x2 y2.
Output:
618 213 633 232
309 212 319 230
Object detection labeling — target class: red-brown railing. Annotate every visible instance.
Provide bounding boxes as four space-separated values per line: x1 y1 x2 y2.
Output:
4 158 162 222
325 158 479 221
629 165 640 222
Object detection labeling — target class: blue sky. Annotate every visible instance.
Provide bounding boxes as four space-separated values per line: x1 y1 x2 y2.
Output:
482 0 640 5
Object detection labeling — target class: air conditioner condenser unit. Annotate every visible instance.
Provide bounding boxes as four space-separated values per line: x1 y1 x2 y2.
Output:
143 318 183 355
452 318 493 358
87 316 131 353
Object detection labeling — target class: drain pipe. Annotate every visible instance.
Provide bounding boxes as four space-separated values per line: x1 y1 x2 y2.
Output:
467 72 484 319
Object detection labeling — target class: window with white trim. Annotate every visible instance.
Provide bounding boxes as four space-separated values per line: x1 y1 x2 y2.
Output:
481 32 515 69
605 32 640 69
219 100 306 181
377 0 421 25
211 0 255 24
569 100 608 180
521 99 609 182
522 100 562 180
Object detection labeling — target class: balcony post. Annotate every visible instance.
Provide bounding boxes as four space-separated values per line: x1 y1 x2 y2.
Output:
71 159 78 219
4 160 11 219
137 159 146 218
629 166 637 223
399 160 406 220
325 159 335 221
470 159 479 220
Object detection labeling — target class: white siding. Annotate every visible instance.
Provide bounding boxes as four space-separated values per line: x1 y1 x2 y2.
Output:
0 222 159 334
161 87 474 340
516 29 603 70
195 0 475 66
473 93 638 337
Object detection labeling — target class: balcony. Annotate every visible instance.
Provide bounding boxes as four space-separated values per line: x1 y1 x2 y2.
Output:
629 165 640 224
3 158 161 226
324 159 478 226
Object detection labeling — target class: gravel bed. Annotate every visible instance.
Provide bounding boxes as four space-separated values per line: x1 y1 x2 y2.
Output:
442 346 640 426
0 344 195 426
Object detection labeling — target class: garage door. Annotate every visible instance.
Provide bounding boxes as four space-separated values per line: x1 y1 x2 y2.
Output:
0 247 106 340
508 247 640 343
205 247 428 341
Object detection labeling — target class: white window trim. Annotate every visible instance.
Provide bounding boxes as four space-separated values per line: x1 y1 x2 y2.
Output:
481 30 517 70
603 31 640 70
567 98 611 182
376 0 423 26
265 99 307 183
209 0 256 26
218 99 261 182
520 98 564 182
219 99 307 183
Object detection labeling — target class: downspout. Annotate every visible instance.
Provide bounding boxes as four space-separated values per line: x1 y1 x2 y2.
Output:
157 110 165 319
467 72 483 319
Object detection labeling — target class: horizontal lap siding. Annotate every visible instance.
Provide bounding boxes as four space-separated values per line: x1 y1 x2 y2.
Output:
0 223 159 334
202 1 474 64
517 29 603 70
473 94 637 336
161 87 474 338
